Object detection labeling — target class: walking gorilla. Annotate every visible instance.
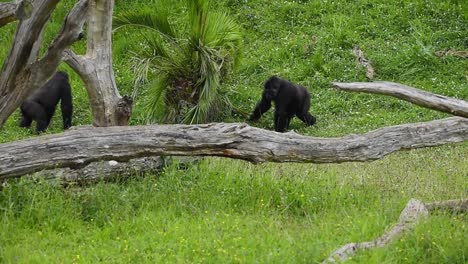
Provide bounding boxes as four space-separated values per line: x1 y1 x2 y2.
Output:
19 71 73 133
249 76 316 132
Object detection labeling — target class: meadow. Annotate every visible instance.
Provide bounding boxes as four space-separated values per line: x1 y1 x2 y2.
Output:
0 0 467 263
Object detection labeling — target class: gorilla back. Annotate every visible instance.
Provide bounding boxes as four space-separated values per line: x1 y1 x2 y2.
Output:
249 76 316 132
20 71 73 133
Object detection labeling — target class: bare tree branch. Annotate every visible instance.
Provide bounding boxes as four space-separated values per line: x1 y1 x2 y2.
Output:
0 0 88 128
352 45 374 80
323 198 467 263
323 199 429 263
62 48 88 74
435 49 468 58
34 0 88 72
332 81 468 118
0 1 18 27
0 117 467 179
426 199 468 213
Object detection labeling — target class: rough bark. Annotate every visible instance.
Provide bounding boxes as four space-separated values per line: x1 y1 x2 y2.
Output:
0 1 17 27
33 156 166 183
352 45 374 80
0 0 88 128
332 81 468 118
323 198 467 263
435 49 468 58
425 199 468 213
62 0 132 126
0 117 467 179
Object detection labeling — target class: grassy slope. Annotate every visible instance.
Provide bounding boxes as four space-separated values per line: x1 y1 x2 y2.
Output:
0 0 467 263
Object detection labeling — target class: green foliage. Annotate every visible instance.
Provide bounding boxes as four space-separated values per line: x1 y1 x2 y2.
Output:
0 145 466 263
113 0 242 124
0 0 467 263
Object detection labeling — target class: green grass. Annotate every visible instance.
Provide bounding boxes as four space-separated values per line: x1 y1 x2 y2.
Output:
0 0 467 263
0 146 467 263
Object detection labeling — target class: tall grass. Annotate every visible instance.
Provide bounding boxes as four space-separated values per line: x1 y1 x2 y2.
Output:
0 144 466 263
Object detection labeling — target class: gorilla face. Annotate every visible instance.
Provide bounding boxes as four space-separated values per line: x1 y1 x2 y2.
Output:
263 76 280 101
263 86 279 101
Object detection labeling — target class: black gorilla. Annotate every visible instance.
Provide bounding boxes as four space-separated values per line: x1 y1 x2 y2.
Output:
20 71 73 133
249 76 316 132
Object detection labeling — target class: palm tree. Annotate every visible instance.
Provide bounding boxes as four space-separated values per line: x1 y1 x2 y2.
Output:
113 0 242 124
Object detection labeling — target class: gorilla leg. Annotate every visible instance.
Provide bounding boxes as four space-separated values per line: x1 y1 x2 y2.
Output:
297 111 316 126
296 94 316 126
301 113 316 126
19 108 32 128
60 85 73 129
20 101 50 133
274 110 289 132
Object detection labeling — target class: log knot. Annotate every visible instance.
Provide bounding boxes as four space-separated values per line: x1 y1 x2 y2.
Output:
116 95 133 126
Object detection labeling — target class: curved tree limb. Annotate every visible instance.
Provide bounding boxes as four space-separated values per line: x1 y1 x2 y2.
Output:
0 0 88 128
34 0 87 72
425 199 468 213
332 81 468 118
0 117 467 179
0 1 17 27
323 198 467 263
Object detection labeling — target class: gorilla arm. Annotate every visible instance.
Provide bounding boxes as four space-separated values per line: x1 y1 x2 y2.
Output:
249 94 272 121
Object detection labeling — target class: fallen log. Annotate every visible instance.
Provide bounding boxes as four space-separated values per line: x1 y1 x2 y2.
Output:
323 198 467 263
32 156 166 183
1 117 467 179
332 81 468 118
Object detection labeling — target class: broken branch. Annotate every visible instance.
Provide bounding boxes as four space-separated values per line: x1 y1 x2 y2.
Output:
332 81 468 118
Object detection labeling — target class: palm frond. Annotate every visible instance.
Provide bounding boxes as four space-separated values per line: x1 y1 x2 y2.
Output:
186 0 210 40
129 53 155 98
142 76 170 124
184 45 221 124
113 6 176 41
204 12 242 49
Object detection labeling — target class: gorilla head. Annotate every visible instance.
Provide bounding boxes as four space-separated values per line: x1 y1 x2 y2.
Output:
263 76 281 101
249 76 316 132
19 71 73 133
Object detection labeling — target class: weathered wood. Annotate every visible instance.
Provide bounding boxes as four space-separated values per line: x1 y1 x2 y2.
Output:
0 117 467 179
332 81 468 118
323 199 429 263
0 0 88 128
322 198 468 263
352 45 374 80
0 1 17 27
426 199 468 213
435 49 468 58
34 156 166 183
63 0 132 127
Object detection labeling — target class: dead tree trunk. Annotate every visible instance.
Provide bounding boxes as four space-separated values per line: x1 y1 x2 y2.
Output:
63 0 132 126
0 117 467 179
0 0 88 128
332 82 468 118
